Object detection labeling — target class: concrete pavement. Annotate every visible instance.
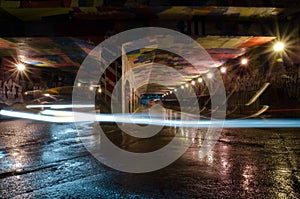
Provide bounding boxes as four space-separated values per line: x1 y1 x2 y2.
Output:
0 119 299 198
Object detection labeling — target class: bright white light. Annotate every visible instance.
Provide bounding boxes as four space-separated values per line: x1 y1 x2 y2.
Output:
220 66 227 74
181 85 184 89
191 80 195 86
273 41 284 52
198 77 203 83
207 73 213 79
44 93 50 97
89 86 93 91
98 88 102 93
41 110 73 117
77 82 81 87
0 110 73 123
241 58 248 65
174 88 177 92
16 63 25 71
1 109 300 128
26 104 95 109
185 83 189 88
170 91 172 94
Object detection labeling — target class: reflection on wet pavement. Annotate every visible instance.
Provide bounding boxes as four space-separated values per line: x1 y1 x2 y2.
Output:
0 118 299 198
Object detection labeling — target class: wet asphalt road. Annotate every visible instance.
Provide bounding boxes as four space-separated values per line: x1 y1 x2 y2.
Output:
0 119 299 198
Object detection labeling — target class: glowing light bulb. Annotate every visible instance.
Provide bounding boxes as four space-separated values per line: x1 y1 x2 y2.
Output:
220 66 227 74
207 73 213 79
241 58 248 65
198 77 203 83
16 63 25 71
273 42 284 52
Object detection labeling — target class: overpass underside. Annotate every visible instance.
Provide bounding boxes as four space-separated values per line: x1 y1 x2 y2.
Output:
0 0 299 115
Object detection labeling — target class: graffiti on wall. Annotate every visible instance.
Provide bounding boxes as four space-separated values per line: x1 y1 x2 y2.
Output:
284 74 300 99
0 79 23 106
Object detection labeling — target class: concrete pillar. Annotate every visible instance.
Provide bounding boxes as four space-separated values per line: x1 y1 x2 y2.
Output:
130 87 134 113
122 46 126 115
193 16 199 35
187 21 192 35
122 44 133 113
104 70 107 102
135 94 140 111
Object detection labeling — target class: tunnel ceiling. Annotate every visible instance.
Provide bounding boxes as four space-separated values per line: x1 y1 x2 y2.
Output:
124 36 275 94
0 6 283 22
0 1 293 94
0 35 275 94
0 36 275 68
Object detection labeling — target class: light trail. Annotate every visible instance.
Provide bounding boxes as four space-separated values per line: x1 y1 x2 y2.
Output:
0 109 300 128
247 108 300 113
0 110 74 123
245 82 270 106
26 104 95 109
242 105 269 119
40 109 74 117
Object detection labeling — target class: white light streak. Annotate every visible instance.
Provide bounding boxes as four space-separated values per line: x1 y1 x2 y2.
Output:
26 104 95 109
1 109 300 128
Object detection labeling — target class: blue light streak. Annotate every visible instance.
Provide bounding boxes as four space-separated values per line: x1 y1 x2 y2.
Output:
0 109 299 128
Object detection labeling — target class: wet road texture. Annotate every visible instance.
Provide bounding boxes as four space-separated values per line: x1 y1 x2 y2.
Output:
0 119 299 198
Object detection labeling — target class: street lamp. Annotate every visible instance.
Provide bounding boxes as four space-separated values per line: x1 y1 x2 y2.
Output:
16 63 26 71
207 72 213 79
273 41 285 52
198 77 203 83
220 66 227 74
241 58 248 65
181 85 185 89
191 80 195 86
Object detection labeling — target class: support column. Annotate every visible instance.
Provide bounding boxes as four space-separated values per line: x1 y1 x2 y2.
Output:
187 20 192 35
122 44 133 113
130 87 134 113
104 70 107 102
122 45 126 115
